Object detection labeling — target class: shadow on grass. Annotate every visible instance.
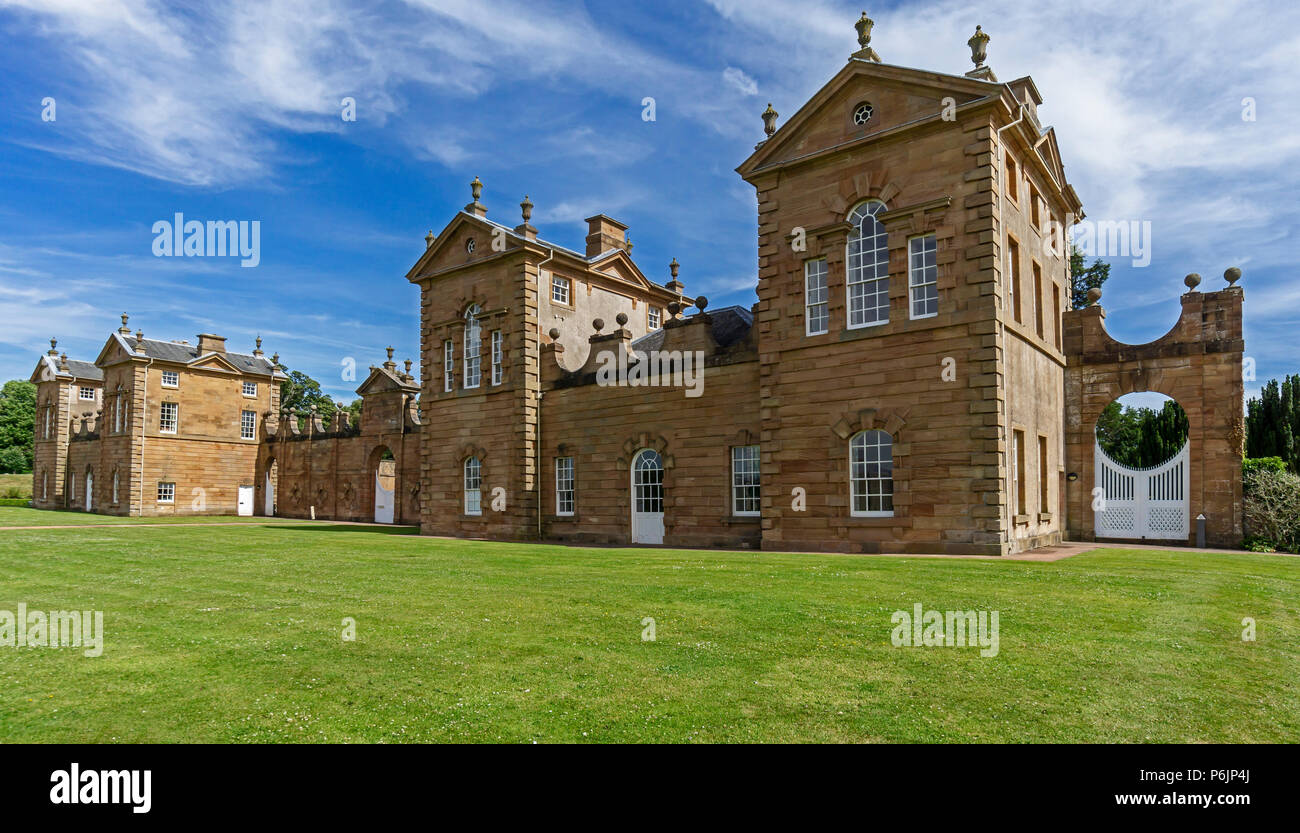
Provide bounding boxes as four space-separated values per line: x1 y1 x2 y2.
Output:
262 524 421 535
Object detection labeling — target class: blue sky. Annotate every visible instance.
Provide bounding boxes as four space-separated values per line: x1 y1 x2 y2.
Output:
1 0 1297 404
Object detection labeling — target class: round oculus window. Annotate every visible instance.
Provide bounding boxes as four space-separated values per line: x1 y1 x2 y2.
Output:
852 102 873 126
465 238 476 254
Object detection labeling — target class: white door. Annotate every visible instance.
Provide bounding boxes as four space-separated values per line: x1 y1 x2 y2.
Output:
264 472 275 516
1095 442 1189 540
631 449 664 545
84 472 92 511
374 471 394 524
237 485 254 516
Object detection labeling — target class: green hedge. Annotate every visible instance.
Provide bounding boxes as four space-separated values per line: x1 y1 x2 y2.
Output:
0 498 31 507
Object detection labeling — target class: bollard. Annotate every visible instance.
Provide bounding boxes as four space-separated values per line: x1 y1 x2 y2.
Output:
1196 513 1206 548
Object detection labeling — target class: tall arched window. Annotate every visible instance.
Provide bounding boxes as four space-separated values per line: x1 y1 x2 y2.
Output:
112 470 120 504
463 304 482 389
464 456 482 515
850 430 893 517
846 200 889 327
41 470 47 501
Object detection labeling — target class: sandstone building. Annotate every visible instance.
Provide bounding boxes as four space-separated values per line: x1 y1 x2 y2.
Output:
30 18 1245 553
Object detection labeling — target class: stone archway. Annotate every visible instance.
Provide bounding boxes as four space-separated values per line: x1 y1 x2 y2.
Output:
1063 277 1244 547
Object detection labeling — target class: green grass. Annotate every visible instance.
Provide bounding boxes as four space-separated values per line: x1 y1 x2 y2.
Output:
1 524 1296 743
0 507 340 527
0 473 32 499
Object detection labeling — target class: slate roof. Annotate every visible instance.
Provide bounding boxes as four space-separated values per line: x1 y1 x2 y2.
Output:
36 354 104 381
630 305 754 353
109 333 278 376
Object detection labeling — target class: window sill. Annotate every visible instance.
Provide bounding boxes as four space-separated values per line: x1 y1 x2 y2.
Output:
1037 512 1053 522
1014 513 1030 524
846 319 889 332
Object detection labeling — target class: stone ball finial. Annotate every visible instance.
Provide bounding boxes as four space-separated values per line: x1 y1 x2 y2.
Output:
615 312 628 327
667 301 681 318
592 318 605 333
695 295 708 312
1184 273 1202 290
1086 287 1103 306
762 103 778 138
520 194 533 223
470 175 483 202
1225 266 1242 285
548 327 560 340
968 25 990 68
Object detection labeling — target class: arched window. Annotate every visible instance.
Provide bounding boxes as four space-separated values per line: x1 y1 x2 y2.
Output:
846 200 889 327
632 449 664 514
112 470 120 504
463 304 482 389
41 470 48 501
464 456 482 515
849 430 893 517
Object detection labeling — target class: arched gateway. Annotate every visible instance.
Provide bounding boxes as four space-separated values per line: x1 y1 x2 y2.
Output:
1063 273 1244 548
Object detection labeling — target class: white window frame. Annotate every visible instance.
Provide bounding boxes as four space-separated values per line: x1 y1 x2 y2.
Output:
804 258 829 336
79 386 95 401
555 456 575 516
112 470 119 504
491 330 503 386
731 445 761 516
845 200 890 329
240 409 256 440
849 430 894 517
114 395 122 433
44 406 51 439
242 381 257 397
443 339 454 392
551 274 571 305
157 482 175 504
463 305 481 389
159 401 178 434
464 457 482 515
161 370 179 389
648 306 662 330
908 234 938 320
42 471 48 501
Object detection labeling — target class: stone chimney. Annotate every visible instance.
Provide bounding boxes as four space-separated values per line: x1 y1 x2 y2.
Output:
584 214 629 257
197 333 227 354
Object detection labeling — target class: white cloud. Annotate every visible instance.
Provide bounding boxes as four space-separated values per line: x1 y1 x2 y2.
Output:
723 66 758 96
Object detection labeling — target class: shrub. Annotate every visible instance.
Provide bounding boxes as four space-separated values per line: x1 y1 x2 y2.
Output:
1242 469 1300 553
0 447 28 474
1244 457 1288 478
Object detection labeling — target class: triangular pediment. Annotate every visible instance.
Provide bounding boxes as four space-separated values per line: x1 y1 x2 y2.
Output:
590 250 658 292
94 333 137 367
405 212 525 282
355 366 418 397
738 60 1001 178
188 352 242 373
29 356 58 384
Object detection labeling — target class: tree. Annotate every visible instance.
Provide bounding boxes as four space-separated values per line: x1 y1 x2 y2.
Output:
0 447 27 474
1246 375 1299 472
279 369 345 429
0 379 36 472
1070 243 1111 309
1096 398 1188 468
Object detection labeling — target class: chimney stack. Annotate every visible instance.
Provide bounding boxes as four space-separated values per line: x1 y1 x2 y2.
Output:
197 333 227 354
584 214 629 257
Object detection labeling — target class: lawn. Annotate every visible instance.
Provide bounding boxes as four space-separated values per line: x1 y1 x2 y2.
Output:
0 506 332 527
0 473 32 499
1 523 1296 743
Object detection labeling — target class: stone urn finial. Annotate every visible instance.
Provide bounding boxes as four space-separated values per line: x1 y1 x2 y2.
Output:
1184 273 1202 290
424 229 435 248
470 175 483 203
520 194 533 224
386 345 394 361
1086 287 1103 306
968 25 990 68
1224 266 1242 286
404 358 413 376
851 12 881 62
670 258 680 279
762 103 778 138
48 337 58 355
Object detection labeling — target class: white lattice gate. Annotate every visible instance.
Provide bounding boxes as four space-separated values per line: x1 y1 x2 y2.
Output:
1094 442 1189 540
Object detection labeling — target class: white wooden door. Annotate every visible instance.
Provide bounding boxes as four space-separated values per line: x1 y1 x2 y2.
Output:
631 449 664 544
1095 442 1189 540
237 485 254 516
374 471 394 524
